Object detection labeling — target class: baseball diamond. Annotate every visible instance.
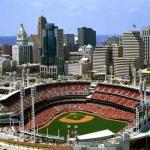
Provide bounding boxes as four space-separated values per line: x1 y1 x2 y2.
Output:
39 112 127 137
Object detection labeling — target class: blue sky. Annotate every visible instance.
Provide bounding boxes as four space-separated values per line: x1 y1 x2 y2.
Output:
0 0 150 36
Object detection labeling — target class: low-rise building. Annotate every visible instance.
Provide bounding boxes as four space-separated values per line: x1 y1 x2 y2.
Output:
64 58 91 76
0 57 11 74
40 65 57 79
142 68 150 85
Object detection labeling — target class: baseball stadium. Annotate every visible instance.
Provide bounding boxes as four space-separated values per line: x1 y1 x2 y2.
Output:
0 80 149 149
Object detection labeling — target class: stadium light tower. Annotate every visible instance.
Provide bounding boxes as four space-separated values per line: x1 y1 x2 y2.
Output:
13 71 16 91
67 125 71 144
31 86 36 142
143 79 148 125
22 69 26 87
20 84 25 141
104 65 107 82
143 79 147 101
9 72 13 93
27 69 30 87
138 69 142 83
74 125 78 144
110 66 113 84
133 68 136 88
139 80 143 107
135 107 140 133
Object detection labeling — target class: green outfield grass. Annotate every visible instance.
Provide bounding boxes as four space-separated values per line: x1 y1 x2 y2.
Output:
39 112 127 137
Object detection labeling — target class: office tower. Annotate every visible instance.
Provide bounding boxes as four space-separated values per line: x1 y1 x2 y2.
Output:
12 24 33 65
28 35 41 63
40 23 64 78
28 41 40 63
114 58 135 78
64 34 74 51
112 44 123 61
78 27 96 47
41 23 57 65
38 16 47 48
123 31 144 69
141 26 150 65
54 27 64 74
93 46 112 73
113 31 144 79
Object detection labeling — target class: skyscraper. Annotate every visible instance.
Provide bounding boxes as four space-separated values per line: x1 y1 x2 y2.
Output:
141 26 150 65
64 34 74 51
41 23 56 66
114 31 145 79
93 46 112 73
40 23 64 78
78 27 96 47
38 16 47 48
123 31 144 69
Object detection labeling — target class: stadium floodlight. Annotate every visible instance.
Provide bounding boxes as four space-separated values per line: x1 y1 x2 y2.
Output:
143 79 147 101
139 80 144 109
138 69 142 82
13 71 16 90
104 65 107 82
135 108 140 133
9 114 11 127
37 125 39 134
9 72 13 93
139 80 143 94
57 129 60 138
133 68 136 88
109 66 113 84
27 69 30 87
67 125 71 144
47 128 49 137
20 85 25 142
74 125 78 143
31 86 36 142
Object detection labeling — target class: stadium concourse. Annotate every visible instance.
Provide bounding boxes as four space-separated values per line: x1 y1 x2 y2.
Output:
0 80 149 149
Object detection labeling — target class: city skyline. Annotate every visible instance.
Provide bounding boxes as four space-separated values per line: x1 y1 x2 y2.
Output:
0 0 150 36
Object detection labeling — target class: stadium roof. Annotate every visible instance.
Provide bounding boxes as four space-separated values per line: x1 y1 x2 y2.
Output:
131 131 150 141
77 130 114 141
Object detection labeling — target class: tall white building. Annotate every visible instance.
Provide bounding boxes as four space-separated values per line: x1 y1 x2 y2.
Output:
93 46 112 73
141 26 150 65
114 58 135 78
114 31 145 79
123 31 144 69
12 24 33 65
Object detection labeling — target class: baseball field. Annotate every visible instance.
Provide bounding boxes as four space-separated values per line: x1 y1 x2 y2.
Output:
39 112 127 137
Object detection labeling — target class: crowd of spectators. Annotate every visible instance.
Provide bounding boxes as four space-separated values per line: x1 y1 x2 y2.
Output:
25 103 135 130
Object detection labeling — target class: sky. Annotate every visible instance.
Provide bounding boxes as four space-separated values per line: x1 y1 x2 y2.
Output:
0 0 150 36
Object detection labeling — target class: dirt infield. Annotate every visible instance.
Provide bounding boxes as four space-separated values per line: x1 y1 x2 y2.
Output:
59 115 94 123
